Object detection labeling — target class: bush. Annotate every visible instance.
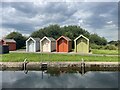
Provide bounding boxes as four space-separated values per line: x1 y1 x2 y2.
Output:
90 44 104 49
104 45 117 50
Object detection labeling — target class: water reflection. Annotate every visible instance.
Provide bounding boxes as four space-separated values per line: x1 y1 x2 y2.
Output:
1 70 119 88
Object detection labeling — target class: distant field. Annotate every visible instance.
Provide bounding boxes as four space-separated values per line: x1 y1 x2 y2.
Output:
91 49 119 55
1 52 119 62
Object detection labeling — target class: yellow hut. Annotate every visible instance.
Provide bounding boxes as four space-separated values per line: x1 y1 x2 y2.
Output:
74 35 89 53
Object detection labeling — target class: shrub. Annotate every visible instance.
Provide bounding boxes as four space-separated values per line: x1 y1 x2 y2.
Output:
104 45 117 50
90 44 103 49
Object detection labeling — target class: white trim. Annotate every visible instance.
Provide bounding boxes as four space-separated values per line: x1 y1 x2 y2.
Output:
74 34 89 53
74 34 89 42
40 36 52 52
40 36 51 42
26 37 36 43
26 37 37 52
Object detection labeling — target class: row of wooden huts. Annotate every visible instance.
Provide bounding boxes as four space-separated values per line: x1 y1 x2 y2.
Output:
26 35 89 53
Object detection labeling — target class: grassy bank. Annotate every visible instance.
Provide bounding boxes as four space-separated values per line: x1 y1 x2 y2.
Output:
1 52 119 62
91 49 119 55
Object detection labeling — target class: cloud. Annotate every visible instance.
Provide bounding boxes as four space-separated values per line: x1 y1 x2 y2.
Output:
107 21 113 24
1 2 118 41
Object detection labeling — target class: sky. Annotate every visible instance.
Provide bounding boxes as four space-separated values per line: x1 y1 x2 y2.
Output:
0 0 119 41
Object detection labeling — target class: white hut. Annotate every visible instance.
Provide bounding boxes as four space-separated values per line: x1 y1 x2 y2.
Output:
40 36 56 52
26 37 40 52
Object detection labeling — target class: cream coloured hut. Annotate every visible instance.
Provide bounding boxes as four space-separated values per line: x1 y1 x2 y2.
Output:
40 36 56 52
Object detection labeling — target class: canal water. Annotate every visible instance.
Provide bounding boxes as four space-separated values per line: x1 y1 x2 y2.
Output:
1 71 119 88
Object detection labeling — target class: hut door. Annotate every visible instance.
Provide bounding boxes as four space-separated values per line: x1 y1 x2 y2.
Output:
43 39 49 52
77 38 87 53
59 38 67 52
77 39 83 53
29 41 34 52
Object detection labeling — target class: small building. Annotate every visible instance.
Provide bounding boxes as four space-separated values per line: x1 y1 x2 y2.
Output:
74 35 89 53
0 39 16 51
56 36 72 52
40 36 56 52
0 45 9 54
0 40 4 45
26 37 40 52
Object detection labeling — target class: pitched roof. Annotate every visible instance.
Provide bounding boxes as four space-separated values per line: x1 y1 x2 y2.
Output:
47 37 56 41
64 36 71 41
74 34 89 41
26 37 40 42
2 39 16 43
40 36 56 42
33 38 40 41
57 36 71 41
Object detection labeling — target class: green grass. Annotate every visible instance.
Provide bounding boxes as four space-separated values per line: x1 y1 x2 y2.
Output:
1 52 119 62
91 49 119 55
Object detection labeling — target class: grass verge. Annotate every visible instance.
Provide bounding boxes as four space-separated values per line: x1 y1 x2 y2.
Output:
1 52 119 62
91 49 119 55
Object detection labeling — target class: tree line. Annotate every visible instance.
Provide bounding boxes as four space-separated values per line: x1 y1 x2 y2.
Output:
31 24 107 47
5 24 119 50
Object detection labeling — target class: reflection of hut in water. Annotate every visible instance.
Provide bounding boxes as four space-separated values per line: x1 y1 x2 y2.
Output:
47 67 61 76
46 66 84 76
78 70 87 75
74 35 89 53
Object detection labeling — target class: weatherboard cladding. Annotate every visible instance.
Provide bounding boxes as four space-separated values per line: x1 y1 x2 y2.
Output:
3 39 16 43
64 36 71 41
74 35 89 53
26 37 40 52
47 37 56 41
40 36 56 52
56 36 72 52
0 39 16 51
33 38 41 42
57 36 71 41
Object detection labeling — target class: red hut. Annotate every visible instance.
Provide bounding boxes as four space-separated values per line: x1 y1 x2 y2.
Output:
0 40 5 45
0 39 16 51
56 36 72 52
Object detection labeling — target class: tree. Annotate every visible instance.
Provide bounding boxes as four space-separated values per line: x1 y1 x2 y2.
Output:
5 32 27 49
108 40 118 46
89 34 107 45
31 24 61 39
31 24 108 48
